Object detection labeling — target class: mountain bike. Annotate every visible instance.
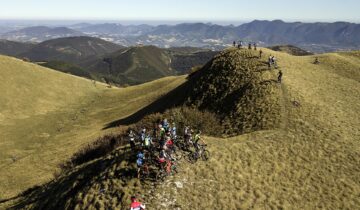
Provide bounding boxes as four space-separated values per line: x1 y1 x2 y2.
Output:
187 144 210 164
155 159 178 182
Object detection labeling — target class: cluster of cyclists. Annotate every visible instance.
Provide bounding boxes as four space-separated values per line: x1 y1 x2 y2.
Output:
127 118 209 182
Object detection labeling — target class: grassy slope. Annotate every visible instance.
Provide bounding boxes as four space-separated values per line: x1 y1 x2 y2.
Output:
88 46 177 85
0 55 186 199
148 49 360 209
2 49 360 209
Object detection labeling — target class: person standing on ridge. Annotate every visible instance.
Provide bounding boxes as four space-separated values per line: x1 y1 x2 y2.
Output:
248 43 252 50
253 42 257 50
268 55 272 68
278 70 283 83
233 41 236 47
259 49 263 58
130 196 146 210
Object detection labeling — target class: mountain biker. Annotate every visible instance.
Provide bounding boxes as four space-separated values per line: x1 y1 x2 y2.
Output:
136 151 144 179
143 133 152 150
193 130 206 152
171 122 177 139
159 124 166 139
184 126 191 141
162 118 169 131
165 136 174 151
158 149 169 170
129 130 136 150
140 127 146 142
152 123 158 138
130 196 146 210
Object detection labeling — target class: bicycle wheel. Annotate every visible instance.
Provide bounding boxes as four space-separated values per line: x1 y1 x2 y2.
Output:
201 150 210 161
187 152 198 164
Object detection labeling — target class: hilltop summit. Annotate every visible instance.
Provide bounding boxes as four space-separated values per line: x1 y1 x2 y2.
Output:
115 48 282 135
184 49 282 134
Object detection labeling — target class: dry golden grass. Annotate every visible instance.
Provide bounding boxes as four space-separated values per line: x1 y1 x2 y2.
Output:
1 48 360 209
0 54 186 200
146 49 360 209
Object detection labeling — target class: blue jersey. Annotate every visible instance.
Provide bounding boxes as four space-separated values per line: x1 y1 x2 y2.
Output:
136 158 143 167
137 152 144 159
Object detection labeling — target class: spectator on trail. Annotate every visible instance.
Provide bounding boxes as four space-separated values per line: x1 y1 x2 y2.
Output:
259 49 263 58
130 196 146 210
238 41 243 49
129 130 136 150
233 41 236 47
253 43 257 51
248 43 252 50
278 70 283 83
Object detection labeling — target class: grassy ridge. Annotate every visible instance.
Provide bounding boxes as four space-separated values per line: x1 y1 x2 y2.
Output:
0 55 186 200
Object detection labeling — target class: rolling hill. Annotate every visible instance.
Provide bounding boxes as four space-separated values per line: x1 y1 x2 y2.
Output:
0 37 216 85
0 40 35 56
87 45 177 84
1 48 359 209
19 36 123 65
0 54 186 201
39 60 92 78
86 45 218 85
267 45 313 56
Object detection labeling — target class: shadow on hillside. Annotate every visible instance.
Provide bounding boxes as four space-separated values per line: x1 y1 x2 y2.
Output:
6 147 136 210
103 78 192 129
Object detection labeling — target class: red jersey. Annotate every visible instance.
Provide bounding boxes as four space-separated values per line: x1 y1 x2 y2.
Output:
130 201 145 210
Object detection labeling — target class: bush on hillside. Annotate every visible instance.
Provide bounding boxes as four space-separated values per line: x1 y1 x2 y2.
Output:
135 106 223 137
59 129 128 172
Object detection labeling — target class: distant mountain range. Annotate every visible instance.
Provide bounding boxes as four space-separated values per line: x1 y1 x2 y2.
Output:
0 26 84 42
1 20 360 52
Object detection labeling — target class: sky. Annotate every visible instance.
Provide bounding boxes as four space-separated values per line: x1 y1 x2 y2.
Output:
0 0 359 23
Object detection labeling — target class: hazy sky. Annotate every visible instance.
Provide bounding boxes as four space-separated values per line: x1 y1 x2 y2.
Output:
1 0 359 22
